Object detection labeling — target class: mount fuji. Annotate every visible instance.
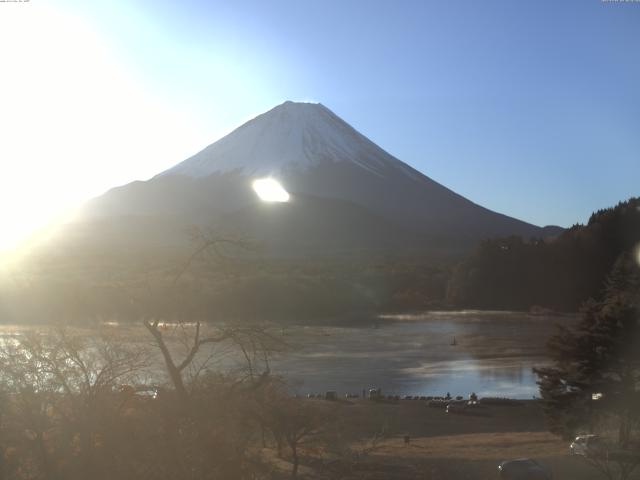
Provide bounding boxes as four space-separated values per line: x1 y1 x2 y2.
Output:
76 101 559 256
160 101 418 179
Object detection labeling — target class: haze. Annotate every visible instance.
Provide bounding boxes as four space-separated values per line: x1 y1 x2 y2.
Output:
1 0 639 251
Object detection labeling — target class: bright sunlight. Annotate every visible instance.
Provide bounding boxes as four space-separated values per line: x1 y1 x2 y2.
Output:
0 3 204 253
252 178 290 203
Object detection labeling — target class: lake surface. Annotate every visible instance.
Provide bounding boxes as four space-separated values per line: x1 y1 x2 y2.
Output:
0 311 575 400
269 311 574 399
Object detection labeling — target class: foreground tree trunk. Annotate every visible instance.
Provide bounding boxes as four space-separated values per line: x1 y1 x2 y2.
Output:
291 444 299 478
143 320 190 403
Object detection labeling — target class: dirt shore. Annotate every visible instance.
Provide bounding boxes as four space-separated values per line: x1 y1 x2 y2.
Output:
266 398 640 480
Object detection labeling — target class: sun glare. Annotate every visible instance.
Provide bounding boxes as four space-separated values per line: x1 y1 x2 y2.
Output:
0 3 206 253
252 178 290 203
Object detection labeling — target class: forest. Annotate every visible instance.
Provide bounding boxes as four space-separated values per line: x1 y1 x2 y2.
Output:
0 198 638 325
447 197 640 312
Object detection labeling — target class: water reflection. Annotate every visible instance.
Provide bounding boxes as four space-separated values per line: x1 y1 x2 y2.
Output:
270 311 571 399
0 311 572 399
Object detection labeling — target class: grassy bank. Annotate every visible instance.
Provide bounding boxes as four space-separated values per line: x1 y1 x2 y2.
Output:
263 398 640 479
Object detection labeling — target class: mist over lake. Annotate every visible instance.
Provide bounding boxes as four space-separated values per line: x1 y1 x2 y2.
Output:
270 311 575 399
0 311 573 400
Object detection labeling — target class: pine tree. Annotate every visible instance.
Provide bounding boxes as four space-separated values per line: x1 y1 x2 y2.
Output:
534 251 640 445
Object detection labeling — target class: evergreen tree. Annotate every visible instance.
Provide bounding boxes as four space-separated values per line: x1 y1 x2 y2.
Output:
448 197 640 311
534 252 640 445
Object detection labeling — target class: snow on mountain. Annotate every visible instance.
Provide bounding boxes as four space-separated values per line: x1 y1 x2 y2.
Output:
160 101 416 179
75 100 558 256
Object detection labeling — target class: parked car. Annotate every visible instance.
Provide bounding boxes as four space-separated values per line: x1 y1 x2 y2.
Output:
569 434 607 458
498 458 552 479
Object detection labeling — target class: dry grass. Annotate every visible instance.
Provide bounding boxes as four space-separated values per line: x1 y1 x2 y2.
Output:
261 400 640 480
374 431 566 461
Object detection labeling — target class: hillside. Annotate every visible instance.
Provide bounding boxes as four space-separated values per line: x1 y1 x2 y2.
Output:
71 101 558 257
447 197 640 311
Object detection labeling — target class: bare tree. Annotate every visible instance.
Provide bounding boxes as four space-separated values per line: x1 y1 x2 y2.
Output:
259 392 333 478
139 229 283 402
143 320 282 403
576 449 640 480
0 328 149 480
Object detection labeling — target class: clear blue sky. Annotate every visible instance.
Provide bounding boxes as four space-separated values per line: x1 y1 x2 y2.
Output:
5 0 639 238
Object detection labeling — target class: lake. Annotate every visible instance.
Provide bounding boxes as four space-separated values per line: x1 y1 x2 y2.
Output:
0 311 575 399
269 311 575 399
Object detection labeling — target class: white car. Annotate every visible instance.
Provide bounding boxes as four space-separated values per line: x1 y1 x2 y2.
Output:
569 434 607 458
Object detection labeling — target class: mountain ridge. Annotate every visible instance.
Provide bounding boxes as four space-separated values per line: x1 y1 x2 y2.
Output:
158 101 417 179
76 100 561 256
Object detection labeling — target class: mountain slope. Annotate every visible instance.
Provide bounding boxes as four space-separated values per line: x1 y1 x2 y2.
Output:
77 101 558 256
159 101 414 178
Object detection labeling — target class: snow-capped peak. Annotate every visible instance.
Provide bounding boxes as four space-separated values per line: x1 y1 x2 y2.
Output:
159 101 406 178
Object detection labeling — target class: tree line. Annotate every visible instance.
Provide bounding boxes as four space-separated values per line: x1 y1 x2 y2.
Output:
535 248 640 479
447 197 640 311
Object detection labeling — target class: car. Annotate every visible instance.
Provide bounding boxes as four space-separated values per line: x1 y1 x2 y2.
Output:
569 434 607 458
498 458 552 479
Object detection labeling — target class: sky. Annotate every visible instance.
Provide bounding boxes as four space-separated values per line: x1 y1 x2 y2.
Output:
0 0 639 251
